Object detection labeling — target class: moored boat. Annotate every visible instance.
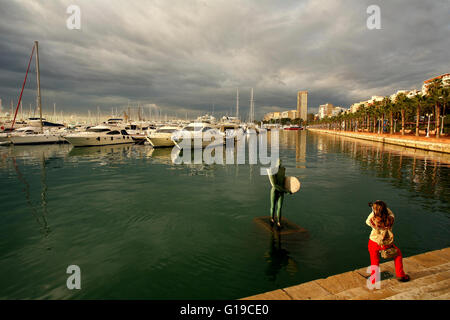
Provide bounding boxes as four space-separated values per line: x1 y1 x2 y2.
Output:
172 122 223 149
146 126 180 148
64 125 134 147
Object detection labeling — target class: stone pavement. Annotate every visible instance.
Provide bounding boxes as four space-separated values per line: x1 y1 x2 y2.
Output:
242 247 450 300
307 129 450 154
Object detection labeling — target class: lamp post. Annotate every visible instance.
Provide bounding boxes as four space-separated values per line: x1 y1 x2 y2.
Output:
426 113 432 138
441 115 445 136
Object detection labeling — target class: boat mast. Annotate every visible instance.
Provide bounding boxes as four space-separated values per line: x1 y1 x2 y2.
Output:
35 41 43 133
249 88 254 123
236 88 239 119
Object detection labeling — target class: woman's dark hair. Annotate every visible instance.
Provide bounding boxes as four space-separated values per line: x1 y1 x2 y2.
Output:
372 200 394 229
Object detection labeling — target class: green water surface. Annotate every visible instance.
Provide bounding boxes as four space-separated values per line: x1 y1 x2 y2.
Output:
0 130 449 299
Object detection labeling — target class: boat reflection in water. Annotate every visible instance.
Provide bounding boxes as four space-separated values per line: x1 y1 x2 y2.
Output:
10 150 52 239
68 144 134 157
0 144 70 168
146 147 175 165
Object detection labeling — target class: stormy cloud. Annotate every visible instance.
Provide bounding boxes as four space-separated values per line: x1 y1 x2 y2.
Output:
0 0 448 119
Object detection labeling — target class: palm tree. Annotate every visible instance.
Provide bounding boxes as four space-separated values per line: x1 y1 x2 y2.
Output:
412 93 427 137
366 104 375 133
394 93 409 135
439 86 449 135
372 101 383 134
380 97 390 135
426 79 443 138
384 96 395 135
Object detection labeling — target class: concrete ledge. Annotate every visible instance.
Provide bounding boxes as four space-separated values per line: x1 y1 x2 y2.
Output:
307 129 450 154
241 247 450 300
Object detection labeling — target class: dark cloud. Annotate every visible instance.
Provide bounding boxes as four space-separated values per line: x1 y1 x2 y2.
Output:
0 0 448 119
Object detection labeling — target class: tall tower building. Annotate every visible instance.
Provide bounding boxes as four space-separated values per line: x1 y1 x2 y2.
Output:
297 91 308 121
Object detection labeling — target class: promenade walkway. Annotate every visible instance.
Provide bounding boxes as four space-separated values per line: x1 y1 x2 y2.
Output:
242 247 450 300
307 129 450 154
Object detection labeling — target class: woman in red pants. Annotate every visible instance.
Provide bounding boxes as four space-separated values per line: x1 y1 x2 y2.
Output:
366 200 410 282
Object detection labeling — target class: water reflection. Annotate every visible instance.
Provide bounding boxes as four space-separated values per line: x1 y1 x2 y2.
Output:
68 144 134 159
12 153 50 237
309 131 450 204
263 233 299 280
147 147 175 165
295 131 306 168
0 144 70 167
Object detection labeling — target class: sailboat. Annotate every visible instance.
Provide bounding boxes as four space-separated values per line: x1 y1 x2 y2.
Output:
8 41 65 145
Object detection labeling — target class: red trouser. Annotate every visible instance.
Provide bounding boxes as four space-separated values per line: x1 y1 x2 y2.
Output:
368 239 406 278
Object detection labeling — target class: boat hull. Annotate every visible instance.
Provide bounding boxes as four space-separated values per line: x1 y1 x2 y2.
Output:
8 134 66 145
146 136 175 148
65 135 134 147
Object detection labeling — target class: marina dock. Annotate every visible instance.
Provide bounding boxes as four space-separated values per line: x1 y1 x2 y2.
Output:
242 247 450 300
307 129 450 154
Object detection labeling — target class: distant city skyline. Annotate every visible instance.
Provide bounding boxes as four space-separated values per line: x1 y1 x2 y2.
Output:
0 0 448 119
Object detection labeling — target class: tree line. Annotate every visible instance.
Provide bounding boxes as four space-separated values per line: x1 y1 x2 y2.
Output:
310 78 449 138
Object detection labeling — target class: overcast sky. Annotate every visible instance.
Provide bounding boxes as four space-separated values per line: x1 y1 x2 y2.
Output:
0 0 449 119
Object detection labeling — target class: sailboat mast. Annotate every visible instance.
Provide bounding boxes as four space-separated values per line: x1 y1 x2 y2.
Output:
236 88 239 119
35 41 43 132
250 88 254 123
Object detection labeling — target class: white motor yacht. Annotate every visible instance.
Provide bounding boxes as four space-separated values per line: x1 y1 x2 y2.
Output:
219 123 245 142
146 126 180 147
64 125 134 147
172 122 223 149
0 128 15 146
7 126 65 145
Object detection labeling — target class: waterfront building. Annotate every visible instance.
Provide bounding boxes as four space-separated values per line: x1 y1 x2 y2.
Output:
318 103 334 119
331 106 346 117
289 110 298 119
281 110 298 119
264 109 297 121
390 90 410 102
263 112 273 121
368 96 384 104
350 101 366 113
407 90 421 98
422 73 450 94
297 91 308 121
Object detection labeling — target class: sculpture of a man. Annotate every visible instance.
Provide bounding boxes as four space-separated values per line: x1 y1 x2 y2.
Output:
268 159 291 228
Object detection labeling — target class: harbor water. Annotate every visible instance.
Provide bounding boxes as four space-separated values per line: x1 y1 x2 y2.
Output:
0 130 449 299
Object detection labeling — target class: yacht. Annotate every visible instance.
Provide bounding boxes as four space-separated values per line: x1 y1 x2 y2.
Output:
105 118 125 126
7 42 67 145
125 122 155 144
64 125 134 147
7 126 65 145
0 128 15 146
283 125 302 130
27 118 65 129
219 123 245 142
146 126 180 147
172 122 223 149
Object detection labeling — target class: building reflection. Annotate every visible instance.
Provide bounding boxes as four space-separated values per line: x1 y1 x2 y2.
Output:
295 131 306 168
309 132 450 203
277 130 307 168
